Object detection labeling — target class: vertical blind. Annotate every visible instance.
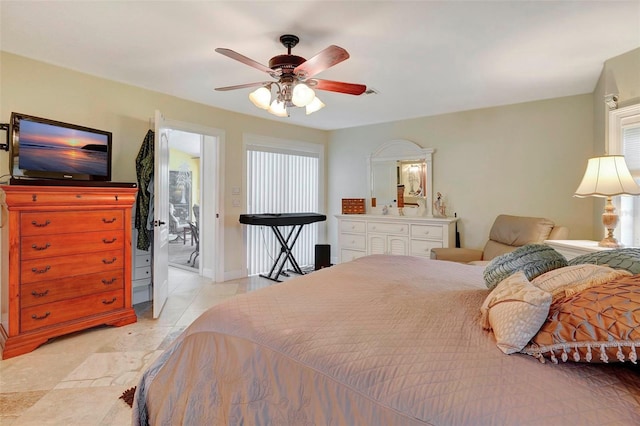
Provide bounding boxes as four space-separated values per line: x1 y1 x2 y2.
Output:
246 148 320 276
619 125 640 247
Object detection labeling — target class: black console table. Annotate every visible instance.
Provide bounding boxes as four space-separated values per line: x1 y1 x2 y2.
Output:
239 213 327 282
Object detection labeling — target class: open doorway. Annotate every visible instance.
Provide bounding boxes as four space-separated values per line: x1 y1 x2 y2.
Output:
153 117 224 285
148 113 224 318
168 130 201 272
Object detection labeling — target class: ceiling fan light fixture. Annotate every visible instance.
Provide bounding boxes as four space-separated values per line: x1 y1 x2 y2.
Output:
215 34 366 119
268 99 288 117
292 83 315 107
249 86 271 109
306 96 325 115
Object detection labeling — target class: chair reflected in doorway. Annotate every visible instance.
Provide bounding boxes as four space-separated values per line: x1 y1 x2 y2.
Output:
187 221 199 267
169 203 190 243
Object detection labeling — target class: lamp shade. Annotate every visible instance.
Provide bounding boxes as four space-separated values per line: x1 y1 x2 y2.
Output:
249 87 271 109
292 83 315 107
267 99 288 117
305 96 325 115
575 155 640 197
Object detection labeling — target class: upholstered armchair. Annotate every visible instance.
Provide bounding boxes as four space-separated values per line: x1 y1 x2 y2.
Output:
169 203 189 242
430 214 569 264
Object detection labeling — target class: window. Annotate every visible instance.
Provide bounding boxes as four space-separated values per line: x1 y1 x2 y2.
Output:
608 104 640 247
244 136 323 276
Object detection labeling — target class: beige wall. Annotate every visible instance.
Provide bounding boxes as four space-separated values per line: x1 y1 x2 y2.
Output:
327 94 595 253
592 47 640 238
326 48 639 255
0 52 328 278
1 47 637 273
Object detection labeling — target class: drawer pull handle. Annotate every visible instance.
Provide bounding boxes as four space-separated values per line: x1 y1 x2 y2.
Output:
31 265 51 274
102 278 117 285
31 220 50 228
102 217 117 224
102 297 117 305
102 237 117 244
31 312 50 320
31 243 51 251
102 257 117 265
31 289 49 298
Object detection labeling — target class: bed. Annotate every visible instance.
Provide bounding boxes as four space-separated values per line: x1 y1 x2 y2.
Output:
133 254 640 425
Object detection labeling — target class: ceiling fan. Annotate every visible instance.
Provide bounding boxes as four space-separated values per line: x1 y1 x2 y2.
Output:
214 34 367 116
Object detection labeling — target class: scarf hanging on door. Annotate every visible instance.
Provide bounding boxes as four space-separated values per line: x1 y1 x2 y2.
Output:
135 129 154 250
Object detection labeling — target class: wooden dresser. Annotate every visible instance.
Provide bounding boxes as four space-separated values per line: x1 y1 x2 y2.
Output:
336 214 458 263
0 184 138 359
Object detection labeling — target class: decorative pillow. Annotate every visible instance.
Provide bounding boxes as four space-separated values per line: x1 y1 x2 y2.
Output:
532 264 632 302
521 274 640 364
480 271 552 354
568 248 640 274
483 244 568 290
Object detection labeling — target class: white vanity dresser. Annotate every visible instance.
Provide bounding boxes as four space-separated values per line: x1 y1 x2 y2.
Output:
337 214 457 262
337 139 457 263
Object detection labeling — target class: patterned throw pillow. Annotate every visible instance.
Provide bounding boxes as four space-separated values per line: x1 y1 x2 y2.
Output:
480 271 552 354
521 274 640 364
532 264 632 302
483 244 568 290
568 248 640 274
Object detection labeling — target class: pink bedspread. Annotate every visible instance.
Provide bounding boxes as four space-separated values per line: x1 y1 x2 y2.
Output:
133 255 640 425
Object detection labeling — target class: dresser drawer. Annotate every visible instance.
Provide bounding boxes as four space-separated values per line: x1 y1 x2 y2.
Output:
21 289 125 333
134 265 151 281
368 222 409 235
341 249 366 263
5 189 134 206
340 220 366 234
21 270 124 308
411 224 443 240
340 233 366 250
21 210 124 236
135 253 151 267
410 239 443 257
21 230 124 260
21 249 124 284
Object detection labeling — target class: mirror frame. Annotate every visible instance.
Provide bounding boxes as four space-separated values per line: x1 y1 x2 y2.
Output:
369 139 434 216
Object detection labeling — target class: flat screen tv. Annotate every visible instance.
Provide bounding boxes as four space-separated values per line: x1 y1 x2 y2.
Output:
10 112 112 182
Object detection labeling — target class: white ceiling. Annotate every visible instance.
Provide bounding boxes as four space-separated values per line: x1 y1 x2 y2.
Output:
1 1 638 131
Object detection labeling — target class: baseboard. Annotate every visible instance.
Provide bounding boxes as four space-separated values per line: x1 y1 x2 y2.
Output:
223 268 246 282
132 285 152 305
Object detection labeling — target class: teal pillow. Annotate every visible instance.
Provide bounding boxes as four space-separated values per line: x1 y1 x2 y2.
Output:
567 248 640 274
483 244 568 289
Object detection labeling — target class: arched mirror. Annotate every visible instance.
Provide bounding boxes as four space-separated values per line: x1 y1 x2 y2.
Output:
369 140 433 216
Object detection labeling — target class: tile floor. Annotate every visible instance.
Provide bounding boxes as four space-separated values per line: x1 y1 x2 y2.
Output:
0 267 273 425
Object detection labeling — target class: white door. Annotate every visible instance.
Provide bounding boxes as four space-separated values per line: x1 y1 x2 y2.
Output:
153 110 170 318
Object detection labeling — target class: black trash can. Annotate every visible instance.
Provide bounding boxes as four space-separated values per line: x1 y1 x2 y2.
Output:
314 244 331 270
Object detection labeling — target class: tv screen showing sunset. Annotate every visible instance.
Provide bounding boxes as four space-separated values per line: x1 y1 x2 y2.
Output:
17 119 109 176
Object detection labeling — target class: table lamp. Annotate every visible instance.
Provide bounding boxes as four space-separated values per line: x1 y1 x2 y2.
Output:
575 155 640 247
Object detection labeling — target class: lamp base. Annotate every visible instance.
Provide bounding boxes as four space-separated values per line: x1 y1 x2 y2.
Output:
598 236 622 248
600 196 621 248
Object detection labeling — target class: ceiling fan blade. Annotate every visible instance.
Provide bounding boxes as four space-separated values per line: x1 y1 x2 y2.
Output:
214 82 271 91
311 79 367 95
294 45 349 78
215 48 275 75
